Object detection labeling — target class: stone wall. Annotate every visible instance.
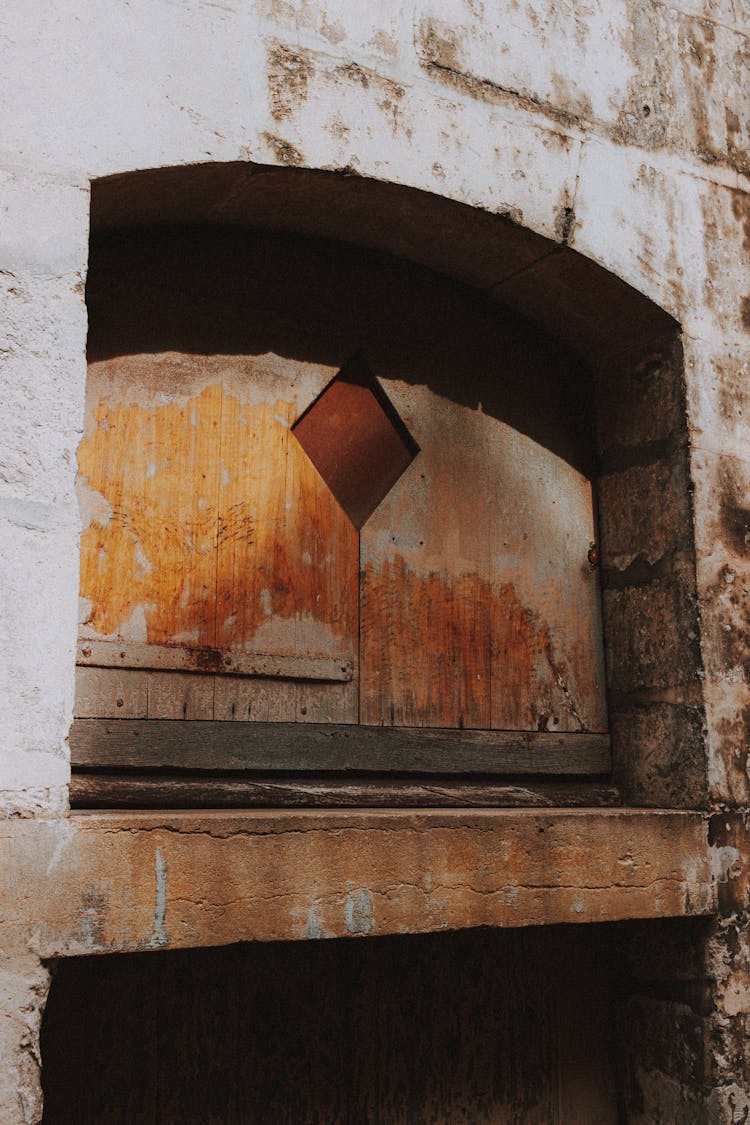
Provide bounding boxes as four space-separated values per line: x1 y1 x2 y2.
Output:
1 0 748 1120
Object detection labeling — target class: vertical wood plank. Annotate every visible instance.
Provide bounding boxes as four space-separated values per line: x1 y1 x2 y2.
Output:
146 672 215 720
360 382 492 729
361 378 607 733
215 362 359 722
77 356 222 650
74 667 148 719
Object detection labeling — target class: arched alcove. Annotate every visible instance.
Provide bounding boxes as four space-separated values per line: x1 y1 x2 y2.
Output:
70 163 704 810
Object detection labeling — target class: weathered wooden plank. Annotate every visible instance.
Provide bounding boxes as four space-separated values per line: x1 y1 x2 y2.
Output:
146 672 215 721
69 720 611 774
293 680 359 723
360 378 608 733
360 383 491 729
74 668 149 719
77 639 354 682
69 774 620 808
78 359 223 651
217 366 359 668
212 678 358 723
213 676 299 721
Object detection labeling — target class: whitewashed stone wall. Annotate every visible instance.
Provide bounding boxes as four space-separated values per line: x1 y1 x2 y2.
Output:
1 0 747 817
0 1 748 1121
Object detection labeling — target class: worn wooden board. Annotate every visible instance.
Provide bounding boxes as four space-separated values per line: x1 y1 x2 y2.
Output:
212 677 357 723
69 774 620 808
69 720 611 774
145 672 215 721
77 639 353 681
78 366 222 650
77 354 359 723
74 668 149 719
360 380 608 734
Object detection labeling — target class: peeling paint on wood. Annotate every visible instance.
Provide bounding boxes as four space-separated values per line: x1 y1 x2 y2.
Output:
361 380 607 733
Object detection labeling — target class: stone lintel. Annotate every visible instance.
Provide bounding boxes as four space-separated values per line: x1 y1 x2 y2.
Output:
1 809 714 958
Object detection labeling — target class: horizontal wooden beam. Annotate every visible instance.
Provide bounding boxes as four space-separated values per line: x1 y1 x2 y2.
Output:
0 809 714 959
70 721 611 775
77 641 354 682
70 774 620 809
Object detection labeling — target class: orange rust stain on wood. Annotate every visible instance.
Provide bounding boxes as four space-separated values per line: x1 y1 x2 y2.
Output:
78 383 222 647
360 557 491 729
360 557 588 732
78 383 358 663
217 393 358 660
489 582 543 731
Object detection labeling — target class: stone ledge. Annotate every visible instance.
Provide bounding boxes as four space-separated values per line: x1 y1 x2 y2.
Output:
1 809 714 958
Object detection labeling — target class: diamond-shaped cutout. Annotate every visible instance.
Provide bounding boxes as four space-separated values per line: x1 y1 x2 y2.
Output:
292 357 419 529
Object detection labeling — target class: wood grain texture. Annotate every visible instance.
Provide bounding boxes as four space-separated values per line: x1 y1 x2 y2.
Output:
69 774 621 808
145 673 215 721
77 355 358 722
360 380 607 734
217 365 358 669
77 640 354 681
74 668 149 719
78 371 222 650
69 720 611 774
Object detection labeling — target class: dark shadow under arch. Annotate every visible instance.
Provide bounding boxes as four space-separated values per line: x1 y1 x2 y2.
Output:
90 162 677 367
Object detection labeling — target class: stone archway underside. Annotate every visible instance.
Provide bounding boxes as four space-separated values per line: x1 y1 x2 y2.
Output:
91 162 677 367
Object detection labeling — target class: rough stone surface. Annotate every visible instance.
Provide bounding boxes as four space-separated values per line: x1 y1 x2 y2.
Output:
0 958 50 1125
0 0 749 1118
0 809 714 960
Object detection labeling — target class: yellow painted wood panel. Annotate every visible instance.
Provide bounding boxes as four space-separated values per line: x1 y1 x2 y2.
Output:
78 369 222 650
77 355 359 723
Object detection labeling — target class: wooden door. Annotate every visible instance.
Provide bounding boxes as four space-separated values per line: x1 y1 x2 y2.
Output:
73 353 610 792
76 353 359 724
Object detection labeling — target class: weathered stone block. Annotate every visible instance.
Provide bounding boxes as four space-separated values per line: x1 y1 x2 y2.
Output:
692 447 750 564
611 700 707 807
575 144 750 341
596 333 685 452
685 337 750 464
598 453 693 570
603 578 701 693
0 956 50 1125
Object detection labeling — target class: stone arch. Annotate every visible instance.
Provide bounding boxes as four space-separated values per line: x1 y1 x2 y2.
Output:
78 161 703 808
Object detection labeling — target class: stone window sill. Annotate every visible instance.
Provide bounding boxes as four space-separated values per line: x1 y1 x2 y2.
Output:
1 808 713 958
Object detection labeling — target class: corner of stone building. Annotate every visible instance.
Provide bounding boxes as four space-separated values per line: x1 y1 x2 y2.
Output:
0 957 52 1125
0 788 69 821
